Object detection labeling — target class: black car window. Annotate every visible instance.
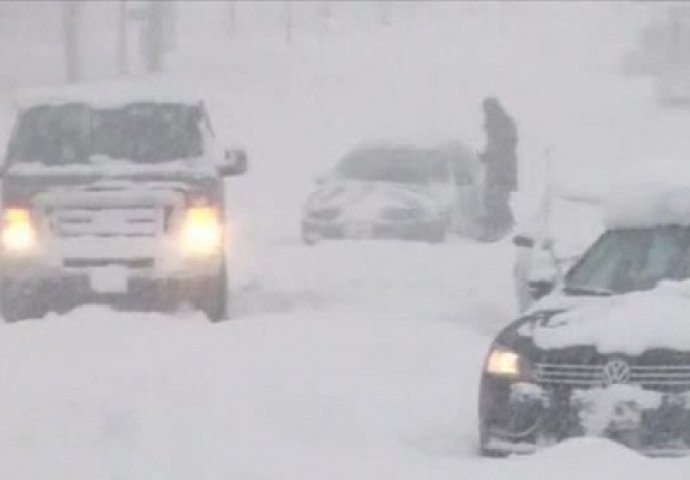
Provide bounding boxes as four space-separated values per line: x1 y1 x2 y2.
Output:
565 226 690 294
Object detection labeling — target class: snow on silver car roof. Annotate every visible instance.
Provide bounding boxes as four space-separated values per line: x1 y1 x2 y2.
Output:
352 137 476 153
13 80 204 110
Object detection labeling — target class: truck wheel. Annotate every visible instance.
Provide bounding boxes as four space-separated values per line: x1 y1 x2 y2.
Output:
196 266 228 322
478 419 509 458
0 280 45 322
425 220 448 244
301 224 321 246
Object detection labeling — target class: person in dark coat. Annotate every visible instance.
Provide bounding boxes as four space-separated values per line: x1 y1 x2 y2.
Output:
480 97 518 240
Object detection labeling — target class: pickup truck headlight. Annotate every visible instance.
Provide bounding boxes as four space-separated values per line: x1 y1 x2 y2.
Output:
179 206 222 256
485 347 522 377
1 208 37 254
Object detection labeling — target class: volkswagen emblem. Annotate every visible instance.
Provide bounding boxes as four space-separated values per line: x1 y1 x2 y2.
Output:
601 359 631 385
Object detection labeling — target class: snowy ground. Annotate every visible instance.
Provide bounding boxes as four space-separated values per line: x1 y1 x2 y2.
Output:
3 2 690 478
0 241 689 479
0 241 508 479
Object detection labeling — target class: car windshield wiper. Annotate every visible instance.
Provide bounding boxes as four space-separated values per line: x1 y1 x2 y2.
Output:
562 285 614 297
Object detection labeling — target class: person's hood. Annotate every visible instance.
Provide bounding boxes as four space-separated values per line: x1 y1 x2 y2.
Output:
504 283 690 356
306 179 440 217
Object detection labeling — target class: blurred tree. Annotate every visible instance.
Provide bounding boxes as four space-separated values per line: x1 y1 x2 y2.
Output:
378 1 392 27
142 0 176 73
284 1 293 44
626 5 690 105
226 1 237 37
117 0 129 75
318 1 331 37
62 0 82 83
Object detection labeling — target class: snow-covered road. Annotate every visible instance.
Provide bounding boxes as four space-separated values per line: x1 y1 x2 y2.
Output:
0 237 507 479
4 2 690 477
0 238 688 479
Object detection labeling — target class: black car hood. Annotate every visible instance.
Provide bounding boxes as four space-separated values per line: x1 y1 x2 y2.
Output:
496 286 690 358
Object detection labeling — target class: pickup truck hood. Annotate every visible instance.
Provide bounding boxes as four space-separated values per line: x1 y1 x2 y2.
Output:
2 160 218 206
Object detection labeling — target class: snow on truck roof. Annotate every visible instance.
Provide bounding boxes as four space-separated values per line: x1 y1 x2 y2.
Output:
13 80 205 110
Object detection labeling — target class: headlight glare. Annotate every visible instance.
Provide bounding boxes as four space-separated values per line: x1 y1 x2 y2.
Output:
1 208 37 254
486 348 521 377
179 206 222 256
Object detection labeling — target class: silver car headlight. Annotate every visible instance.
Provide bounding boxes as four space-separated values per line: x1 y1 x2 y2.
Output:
381 207 421 222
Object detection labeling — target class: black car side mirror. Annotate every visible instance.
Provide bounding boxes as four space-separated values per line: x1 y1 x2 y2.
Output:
218 149 248 177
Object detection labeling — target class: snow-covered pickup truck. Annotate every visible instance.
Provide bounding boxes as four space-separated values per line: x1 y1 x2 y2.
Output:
480 181 690 456
0 85 247 321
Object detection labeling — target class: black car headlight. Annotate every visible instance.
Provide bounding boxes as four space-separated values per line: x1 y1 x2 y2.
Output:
485 346 524 378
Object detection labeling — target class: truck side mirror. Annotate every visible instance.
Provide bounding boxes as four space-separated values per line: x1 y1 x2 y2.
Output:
218 149 248 176
513 234 535 248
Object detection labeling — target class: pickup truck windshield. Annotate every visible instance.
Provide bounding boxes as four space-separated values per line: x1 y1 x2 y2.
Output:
336 148 449 185
565 226 690 295
7 102 204 165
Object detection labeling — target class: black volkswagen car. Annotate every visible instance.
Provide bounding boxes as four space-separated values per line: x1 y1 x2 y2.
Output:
480 218 690 456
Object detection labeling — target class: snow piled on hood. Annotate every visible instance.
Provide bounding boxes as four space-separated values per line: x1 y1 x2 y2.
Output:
6 156 215 178
306 180 438 218
531 281 690 354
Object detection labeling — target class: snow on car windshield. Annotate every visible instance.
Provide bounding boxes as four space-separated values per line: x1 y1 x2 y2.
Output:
336 148 448 185
565 226 690 295
7 102 203 165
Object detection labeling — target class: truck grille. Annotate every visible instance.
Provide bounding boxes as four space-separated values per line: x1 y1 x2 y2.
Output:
535 363 690 388
62 258 154 269
51 206 164 238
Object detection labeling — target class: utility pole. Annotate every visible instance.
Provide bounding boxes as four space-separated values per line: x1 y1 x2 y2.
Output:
62 1 82 83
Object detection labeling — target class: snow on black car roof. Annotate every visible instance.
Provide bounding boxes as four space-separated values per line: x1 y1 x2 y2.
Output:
601 159 690 229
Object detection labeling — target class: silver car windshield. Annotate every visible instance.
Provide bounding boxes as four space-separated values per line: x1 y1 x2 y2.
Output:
336 148 449 185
